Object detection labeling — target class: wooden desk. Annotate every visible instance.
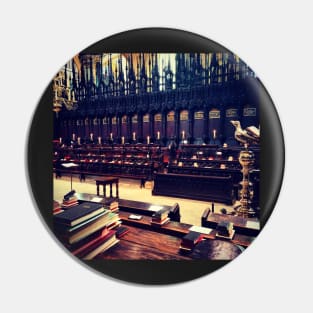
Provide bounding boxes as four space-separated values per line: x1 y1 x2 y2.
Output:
95 177 119 198
73 193 254 247
54 196 252 260
119 212 254 248
75 193 181 222
202 212 260 237
96 226 243 260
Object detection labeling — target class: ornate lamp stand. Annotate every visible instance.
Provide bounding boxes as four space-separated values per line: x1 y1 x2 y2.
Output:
235 144 256 218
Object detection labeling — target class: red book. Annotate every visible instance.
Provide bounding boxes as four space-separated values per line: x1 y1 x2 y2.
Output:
73 230 117 259
61 201 78 208
72 228 112 257
53 208 64 215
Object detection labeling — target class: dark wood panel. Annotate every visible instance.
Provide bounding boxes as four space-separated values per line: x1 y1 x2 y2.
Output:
193 114 204 139
152 173 235 204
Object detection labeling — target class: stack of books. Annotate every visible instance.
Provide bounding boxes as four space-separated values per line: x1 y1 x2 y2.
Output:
105 198 119 213
72 228 118 260
53 202 120 259
215 221 235 239
180 231 204 253
53 200 63 215
61 190 78 209
151 208 170 226
61 196 79 208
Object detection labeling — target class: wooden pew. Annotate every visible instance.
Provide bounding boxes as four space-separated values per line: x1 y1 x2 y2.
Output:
201 210 261 237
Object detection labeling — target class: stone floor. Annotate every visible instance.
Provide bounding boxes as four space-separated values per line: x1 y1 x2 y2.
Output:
53 175 239 226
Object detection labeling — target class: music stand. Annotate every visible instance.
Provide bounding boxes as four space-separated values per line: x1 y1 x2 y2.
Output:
61 162 79 190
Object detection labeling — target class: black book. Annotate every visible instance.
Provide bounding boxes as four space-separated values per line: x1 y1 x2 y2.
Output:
181 231 203 247
115 226 130 238
54 211 109 234
63 190 76 201
54 202 105 227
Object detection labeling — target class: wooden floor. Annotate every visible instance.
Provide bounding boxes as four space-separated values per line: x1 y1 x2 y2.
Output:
53 175 239 226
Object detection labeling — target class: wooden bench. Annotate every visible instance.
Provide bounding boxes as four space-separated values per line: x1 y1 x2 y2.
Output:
153 173 235 205
118 199 181 222
74 193 181 222
201 210 261 237
53 168 147 187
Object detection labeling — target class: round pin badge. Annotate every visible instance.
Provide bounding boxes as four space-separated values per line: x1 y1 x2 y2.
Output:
27 28 284 285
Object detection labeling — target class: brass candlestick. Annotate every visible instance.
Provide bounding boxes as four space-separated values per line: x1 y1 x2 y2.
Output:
236 145 256 218
230 120 260 218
